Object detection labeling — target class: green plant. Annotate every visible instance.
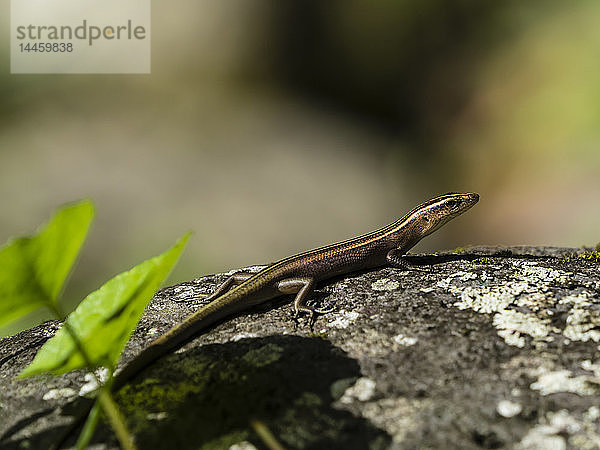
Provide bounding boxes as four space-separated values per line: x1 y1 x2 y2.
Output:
0 200 189 449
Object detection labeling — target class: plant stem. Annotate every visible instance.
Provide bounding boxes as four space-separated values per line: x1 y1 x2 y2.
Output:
250 419 286 450
75 401 101 450
97 388 137 450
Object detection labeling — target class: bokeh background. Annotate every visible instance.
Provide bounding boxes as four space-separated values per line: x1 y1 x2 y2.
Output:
1 1 599 334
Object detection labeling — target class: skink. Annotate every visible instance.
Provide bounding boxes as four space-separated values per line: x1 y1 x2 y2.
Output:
112 192 479 390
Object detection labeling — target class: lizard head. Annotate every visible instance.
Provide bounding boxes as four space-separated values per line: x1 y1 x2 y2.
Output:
403 192 479 238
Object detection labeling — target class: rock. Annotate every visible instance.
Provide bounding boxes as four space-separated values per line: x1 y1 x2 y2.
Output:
1 246 599 449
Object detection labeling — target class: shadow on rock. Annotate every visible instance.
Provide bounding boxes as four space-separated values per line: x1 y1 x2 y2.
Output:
7 335 390 449
113 335 389 449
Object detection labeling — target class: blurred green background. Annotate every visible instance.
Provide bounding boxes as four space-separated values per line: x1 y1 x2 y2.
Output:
1 1 599 334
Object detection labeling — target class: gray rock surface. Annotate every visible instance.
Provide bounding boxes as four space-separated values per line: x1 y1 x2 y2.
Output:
1 246 599 449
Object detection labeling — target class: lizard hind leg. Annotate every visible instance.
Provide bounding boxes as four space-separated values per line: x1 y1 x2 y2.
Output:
175 272 254 303
277 277 333 322
202 272 254 301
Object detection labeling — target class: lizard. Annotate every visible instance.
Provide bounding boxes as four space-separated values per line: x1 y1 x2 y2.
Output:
110 191 479 391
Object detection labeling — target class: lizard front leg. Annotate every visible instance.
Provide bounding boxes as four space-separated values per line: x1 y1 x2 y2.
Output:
386 248 430 272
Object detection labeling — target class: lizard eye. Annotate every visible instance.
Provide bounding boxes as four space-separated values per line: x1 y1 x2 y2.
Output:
447 200 458 208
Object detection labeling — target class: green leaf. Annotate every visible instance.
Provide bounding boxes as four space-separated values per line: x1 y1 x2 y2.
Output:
0 200 94 328
19 233 190 377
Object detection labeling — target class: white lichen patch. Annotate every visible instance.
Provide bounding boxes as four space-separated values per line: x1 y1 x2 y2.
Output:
435 261 599 350
581 360 600 377
530 370 598 396
328 310 360 329
436 271 478 290
79 374 100 397
585 406 600 421
371 278 400 291
79 368 109 397
339 377 377 403
517 409 600 450
497 399 522 418
502 356 600 398
560 292 600 343
570 406 600 450
516 263 571 284
450 262 570 314
493 310 552 348
229 442 258 450
392 333 418 347
517 427 565 450
42 387 77 401
454 282 529 314
548 410 582 434
515 291 553 311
